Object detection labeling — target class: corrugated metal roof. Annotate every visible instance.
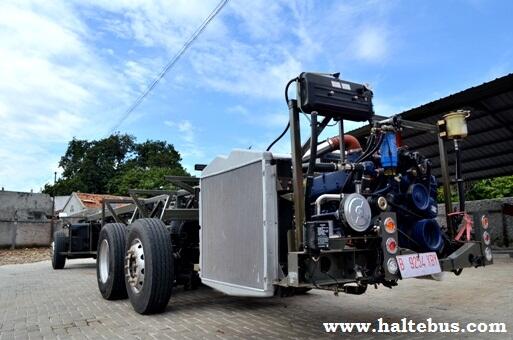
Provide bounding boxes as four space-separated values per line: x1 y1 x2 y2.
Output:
348 73 513 181
75 192 129 208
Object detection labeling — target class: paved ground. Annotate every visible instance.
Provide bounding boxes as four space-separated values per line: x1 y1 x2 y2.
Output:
0 257 512 340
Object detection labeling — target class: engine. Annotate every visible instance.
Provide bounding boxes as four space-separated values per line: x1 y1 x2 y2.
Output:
306 126 443 255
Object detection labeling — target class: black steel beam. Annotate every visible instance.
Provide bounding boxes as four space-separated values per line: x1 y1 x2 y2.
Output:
301 116 331 155
406 110 513 152
162 208 199 221
106 202 126 224
399 119 438 133
100 199 132 226
289 99 304 251
129 189 176 196
129 193 149 218
165 177 196 194
437 131 453 234
165 176 199 184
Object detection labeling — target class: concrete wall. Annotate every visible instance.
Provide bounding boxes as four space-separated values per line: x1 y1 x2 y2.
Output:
0 190 52 220
437 197 513 247
0 191 53 248
0 221 52 247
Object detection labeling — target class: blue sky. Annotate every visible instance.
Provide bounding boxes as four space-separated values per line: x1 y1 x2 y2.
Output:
0 0 512 192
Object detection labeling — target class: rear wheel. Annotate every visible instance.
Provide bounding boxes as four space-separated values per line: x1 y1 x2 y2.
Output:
97 223 127 300
51 231 67 269
125 218 173 314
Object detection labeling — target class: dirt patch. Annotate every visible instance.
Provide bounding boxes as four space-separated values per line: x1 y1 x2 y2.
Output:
0 247 51 266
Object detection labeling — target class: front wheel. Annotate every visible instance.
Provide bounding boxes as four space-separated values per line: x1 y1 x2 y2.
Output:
96 223 127 300
125 218 174 314
51 231 67 269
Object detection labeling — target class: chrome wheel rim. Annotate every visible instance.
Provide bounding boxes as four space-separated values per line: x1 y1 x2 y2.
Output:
126 238 145 294
98 239 110 284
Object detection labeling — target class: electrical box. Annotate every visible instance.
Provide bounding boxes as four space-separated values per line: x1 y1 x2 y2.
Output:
305 221 332 250
297 72 373 121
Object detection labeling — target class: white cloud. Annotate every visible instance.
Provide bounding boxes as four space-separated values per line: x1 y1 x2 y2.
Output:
0 0 398 190
227 105 289 128
227 105 250 117
353 27 389 62
190 47 302 100
0 0 230 190
164 119 204 172
124 60 154 91
165 120 195 143
373 100 405 117
0 1 154 191
79 0 225 50
76 0 396 101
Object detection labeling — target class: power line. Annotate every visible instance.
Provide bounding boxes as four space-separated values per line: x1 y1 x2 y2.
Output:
109 0 230 133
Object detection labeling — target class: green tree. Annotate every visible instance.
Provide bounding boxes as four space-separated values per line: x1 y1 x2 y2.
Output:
107 167 188 195
131 140 184 169
437 175 513 202
43 134 188 196
466 176 513 200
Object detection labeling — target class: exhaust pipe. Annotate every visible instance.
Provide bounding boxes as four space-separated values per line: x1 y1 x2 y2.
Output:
303 135 361 162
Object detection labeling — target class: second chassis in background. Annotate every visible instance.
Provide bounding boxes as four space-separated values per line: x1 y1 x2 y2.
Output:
53 72 494 314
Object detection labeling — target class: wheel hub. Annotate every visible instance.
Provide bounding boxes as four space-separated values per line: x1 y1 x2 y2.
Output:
126 238 145 293
98 239 110 284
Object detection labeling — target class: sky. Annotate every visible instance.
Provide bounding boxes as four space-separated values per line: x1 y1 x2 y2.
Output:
0 0 512 192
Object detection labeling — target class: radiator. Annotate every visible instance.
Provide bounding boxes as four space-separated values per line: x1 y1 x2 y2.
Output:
199 150 280 297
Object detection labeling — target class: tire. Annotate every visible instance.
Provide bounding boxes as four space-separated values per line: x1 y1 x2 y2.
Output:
52 231 67 269
125 218 173 314
97 223 128 300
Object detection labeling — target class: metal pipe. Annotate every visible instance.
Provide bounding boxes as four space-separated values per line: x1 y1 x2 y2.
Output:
302 135 361 162
51 171 56 235
305 112 318 220
301 116 331 155
315 194 344 215
454 139 465 212
437 132 453 236
288 99 304 251
339 120 345 164
306 112 318 178
329 134 362 151
301 162 355 172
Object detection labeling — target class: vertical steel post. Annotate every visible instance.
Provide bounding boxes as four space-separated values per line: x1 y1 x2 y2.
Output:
502 204 511 248
51 171 56 236
339 119 345 164
454 139 465 212
101 201 105 227
289 99 304 251
89 223 93 252
437 134 454 236
301 116 331 155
